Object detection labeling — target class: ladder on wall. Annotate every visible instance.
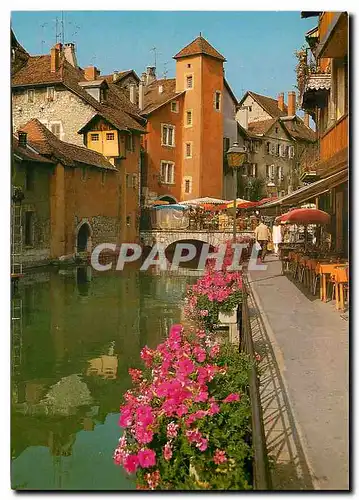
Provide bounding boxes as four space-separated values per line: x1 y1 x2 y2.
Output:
11 203 23 276
11 297 23 377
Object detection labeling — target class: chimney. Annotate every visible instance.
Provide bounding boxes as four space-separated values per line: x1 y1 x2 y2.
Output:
304 112 310 127
139 77 144 111
146 66 156 86
113 71 120 83
129 83 136 104
287 91 296 116
158 84 163 94
84 66 99 81
236 106 249 130
278 92 285 112
50 43 62 73
18 131 27 148
63 43 78 68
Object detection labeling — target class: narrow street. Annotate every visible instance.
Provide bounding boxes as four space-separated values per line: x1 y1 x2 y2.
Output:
248 257 349 490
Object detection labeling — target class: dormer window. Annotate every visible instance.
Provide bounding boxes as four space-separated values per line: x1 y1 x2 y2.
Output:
100 88 107 103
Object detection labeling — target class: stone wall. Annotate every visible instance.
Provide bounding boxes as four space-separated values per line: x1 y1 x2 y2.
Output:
12 86 95 147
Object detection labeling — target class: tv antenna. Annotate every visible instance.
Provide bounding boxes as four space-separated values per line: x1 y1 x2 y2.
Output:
61 11 65 45
163 61 169 80
150 46 158 69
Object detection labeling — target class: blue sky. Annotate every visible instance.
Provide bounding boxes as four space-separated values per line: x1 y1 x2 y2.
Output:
11 11 316 101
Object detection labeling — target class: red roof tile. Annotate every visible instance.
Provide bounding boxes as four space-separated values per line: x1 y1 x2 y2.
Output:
20 119 116 170
141 78 184 115
12 135 55 164
12 53 146 133
174 36 226 61
240 91 288 119
248 119 277 136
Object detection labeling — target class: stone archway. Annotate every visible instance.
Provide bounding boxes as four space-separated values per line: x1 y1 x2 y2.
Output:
157 194 178 204
75 220 93 254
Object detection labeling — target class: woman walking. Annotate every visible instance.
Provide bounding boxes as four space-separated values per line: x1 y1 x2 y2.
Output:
272 221 282 256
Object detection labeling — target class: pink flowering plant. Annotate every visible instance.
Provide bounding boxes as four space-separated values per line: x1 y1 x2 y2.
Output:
184 242 244 329
114 324 253 490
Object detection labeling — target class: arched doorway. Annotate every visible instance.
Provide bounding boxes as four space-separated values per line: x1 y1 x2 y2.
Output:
157 194 177 204
76 222 92 253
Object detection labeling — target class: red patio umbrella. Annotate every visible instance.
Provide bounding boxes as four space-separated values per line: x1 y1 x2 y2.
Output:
279 208 330 225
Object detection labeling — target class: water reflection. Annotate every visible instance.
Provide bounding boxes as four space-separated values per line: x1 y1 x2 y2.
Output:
11 266 197 490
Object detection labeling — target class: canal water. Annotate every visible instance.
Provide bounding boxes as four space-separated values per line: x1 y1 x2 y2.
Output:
11 265 198 490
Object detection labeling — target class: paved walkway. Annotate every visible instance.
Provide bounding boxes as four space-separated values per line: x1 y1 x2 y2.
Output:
248 257 349 491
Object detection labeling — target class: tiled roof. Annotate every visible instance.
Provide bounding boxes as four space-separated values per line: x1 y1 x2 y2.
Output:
248 119 277 136
100 70 139 84
239 91 288 119
141 78 184 115
280 117 316 142
12 135 55 164
174 36 226 62
19 119 116 170
11 54 146 133
249 91 288 118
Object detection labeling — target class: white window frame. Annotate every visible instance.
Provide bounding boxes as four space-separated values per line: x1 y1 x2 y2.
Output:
253 141 260 153
49 121 63 140
214 91 221 111
160 161 175 185
27 89 35 103
171 101 179 113
106 132 115 141
185 141 193 159
185 73 194 90
91 133 100 142
249 163 257 177
185 110 193 128
161 124 175 147
288 145 295 158
47 86 55 101
278 166 284 181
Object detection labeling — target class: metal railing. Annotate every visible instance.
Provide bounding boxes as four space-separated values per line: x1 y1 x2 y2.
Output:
239 285 272 490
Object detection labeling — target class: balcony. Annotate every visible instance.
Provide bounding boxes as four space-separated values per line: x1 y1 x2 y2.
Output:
299 144 320 184
320 114 348 162
316 12 348 59
296 48 331 113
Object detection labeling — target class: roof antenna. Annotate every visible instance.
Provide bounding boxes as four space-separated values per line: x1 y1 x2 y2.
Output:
163 61 169 80
150 46 157 69
61 11 65 45
199 31 202 37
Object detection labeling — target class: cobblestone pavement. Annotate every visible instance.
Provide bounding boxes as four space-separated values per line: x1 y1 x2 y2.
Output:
247 257 349 491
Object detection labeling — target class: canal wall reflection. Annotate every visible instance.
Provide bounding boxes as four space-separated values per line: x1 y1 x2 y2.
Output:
11 265 197 489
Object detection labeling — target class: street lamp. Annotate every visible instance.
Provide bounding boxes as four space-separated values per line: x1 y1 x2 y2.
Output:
226 142 248 241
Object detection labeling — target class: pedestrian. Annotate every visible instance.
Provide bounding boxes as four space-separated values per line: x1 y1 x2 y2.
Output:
272 220 282 256
254 218 271 262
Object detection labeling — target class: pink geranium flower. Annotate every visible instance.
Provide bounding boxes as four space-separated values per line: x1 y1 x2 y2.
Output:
213 449 227 464
163 442 173 461
223 393 241 403
123 454 139 474
138 448 156 468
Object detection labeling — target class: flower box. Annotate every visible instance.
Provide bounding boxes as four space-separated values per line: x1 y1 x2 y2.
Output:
218 307 237 324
